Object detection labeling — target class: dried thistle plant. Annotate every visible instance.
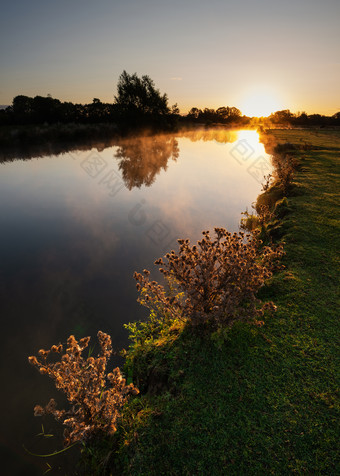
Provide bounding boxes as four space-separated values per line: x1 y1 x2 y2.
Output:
271 150 298 194
134 228 283 330
28 331 139 446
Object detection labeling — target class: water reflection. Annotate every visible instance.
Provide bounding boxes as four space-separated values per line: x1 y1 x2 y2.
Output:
0 127 242 164
177 128 238 144
0 136 118 163
0 129 272 474
115 135 179 189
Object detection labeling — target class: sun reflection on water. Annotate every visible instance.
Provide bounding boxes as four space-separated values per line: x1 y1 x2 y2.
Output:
235 130 264 153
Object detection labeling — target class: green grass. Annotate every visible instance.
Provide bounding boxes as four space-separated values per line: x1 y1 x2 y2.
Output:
104 129 340 475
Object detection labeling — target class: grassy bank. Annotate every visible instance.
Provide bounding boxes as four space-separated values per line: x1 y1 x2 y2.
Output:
85 129 339 475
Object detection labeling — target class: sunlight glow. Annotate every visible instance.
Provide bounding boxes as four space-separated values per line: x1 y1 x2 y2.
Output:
235 130 266 156
240 90 282 117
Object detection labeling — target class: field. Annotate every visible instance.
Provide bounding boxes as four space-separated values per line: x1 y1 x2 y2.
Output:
85 129 340 475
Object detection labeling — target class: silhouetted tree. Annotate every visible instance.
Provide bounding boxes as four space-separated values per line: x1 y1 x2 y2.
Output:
270 110 294 125
216 107 230 120
12 95 34 123
229 107 242 119
32 95 62 123
84 98 116 123
187 107 202 120
201 108 217 124
171 103 180 115
294 112 309 126
185 105 242 125
114 71 170 127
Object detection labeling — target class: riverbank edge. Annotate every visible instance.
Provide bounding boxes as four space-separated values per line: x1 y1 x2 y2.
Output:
83 129 339 474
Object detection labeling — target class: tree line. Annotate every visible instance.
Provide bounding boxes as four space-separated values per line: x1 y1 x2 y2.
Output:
0 71 178 130
267 109 340 127
0 71 339 128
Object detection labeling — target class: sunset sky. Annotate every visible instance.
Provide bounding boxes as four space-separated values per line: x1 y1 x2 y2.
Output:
1 0 339 116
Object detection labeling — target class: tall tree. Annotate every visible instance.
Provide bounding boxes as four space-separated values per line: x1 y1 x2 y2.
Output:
114 71 170 118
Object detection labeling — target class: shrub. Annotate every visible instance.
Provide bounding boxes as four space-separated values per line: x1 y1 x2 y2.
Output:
271 145 299 195
241 204 275 234
28 331 139 446
256 184 284 212
134 228 283 330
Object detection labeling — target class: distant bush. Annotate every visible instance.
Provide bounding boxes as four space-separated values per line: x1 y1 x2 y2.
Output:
134 228 283 331
28 331 139 446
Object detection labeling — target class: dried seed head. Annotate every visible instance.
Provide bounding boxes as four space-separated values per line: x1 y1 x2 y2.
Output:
34 405 44 417
28 356 38 366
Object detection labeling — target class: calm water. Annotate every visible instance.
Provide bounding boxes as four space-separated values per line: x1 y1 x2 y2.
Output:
0 129 271 474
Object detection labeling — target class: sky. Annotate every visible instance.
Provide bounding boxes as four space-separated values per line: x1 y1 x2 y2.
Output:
1 0 339 115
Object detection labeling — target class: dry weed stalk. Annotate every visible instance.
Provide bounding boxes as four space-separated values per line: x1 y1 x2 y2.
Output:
271 145 299 194
134 228 283 329
28 331 139 446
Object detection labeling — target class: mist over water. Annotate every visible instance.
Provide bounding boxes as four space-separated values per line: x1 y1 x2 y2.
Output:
0 129 271 474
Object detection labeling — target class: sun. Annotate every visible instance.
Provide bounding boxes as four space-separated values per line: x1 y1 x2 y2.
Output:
240 90 282 117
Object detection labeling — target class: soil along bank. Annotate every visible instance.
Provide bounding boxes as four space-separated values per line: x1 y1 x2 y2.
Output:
96 129 339 475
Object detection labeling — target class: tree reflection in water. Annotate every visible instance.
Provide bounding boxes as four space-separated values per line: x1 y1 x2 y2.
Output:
114 135 179 189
